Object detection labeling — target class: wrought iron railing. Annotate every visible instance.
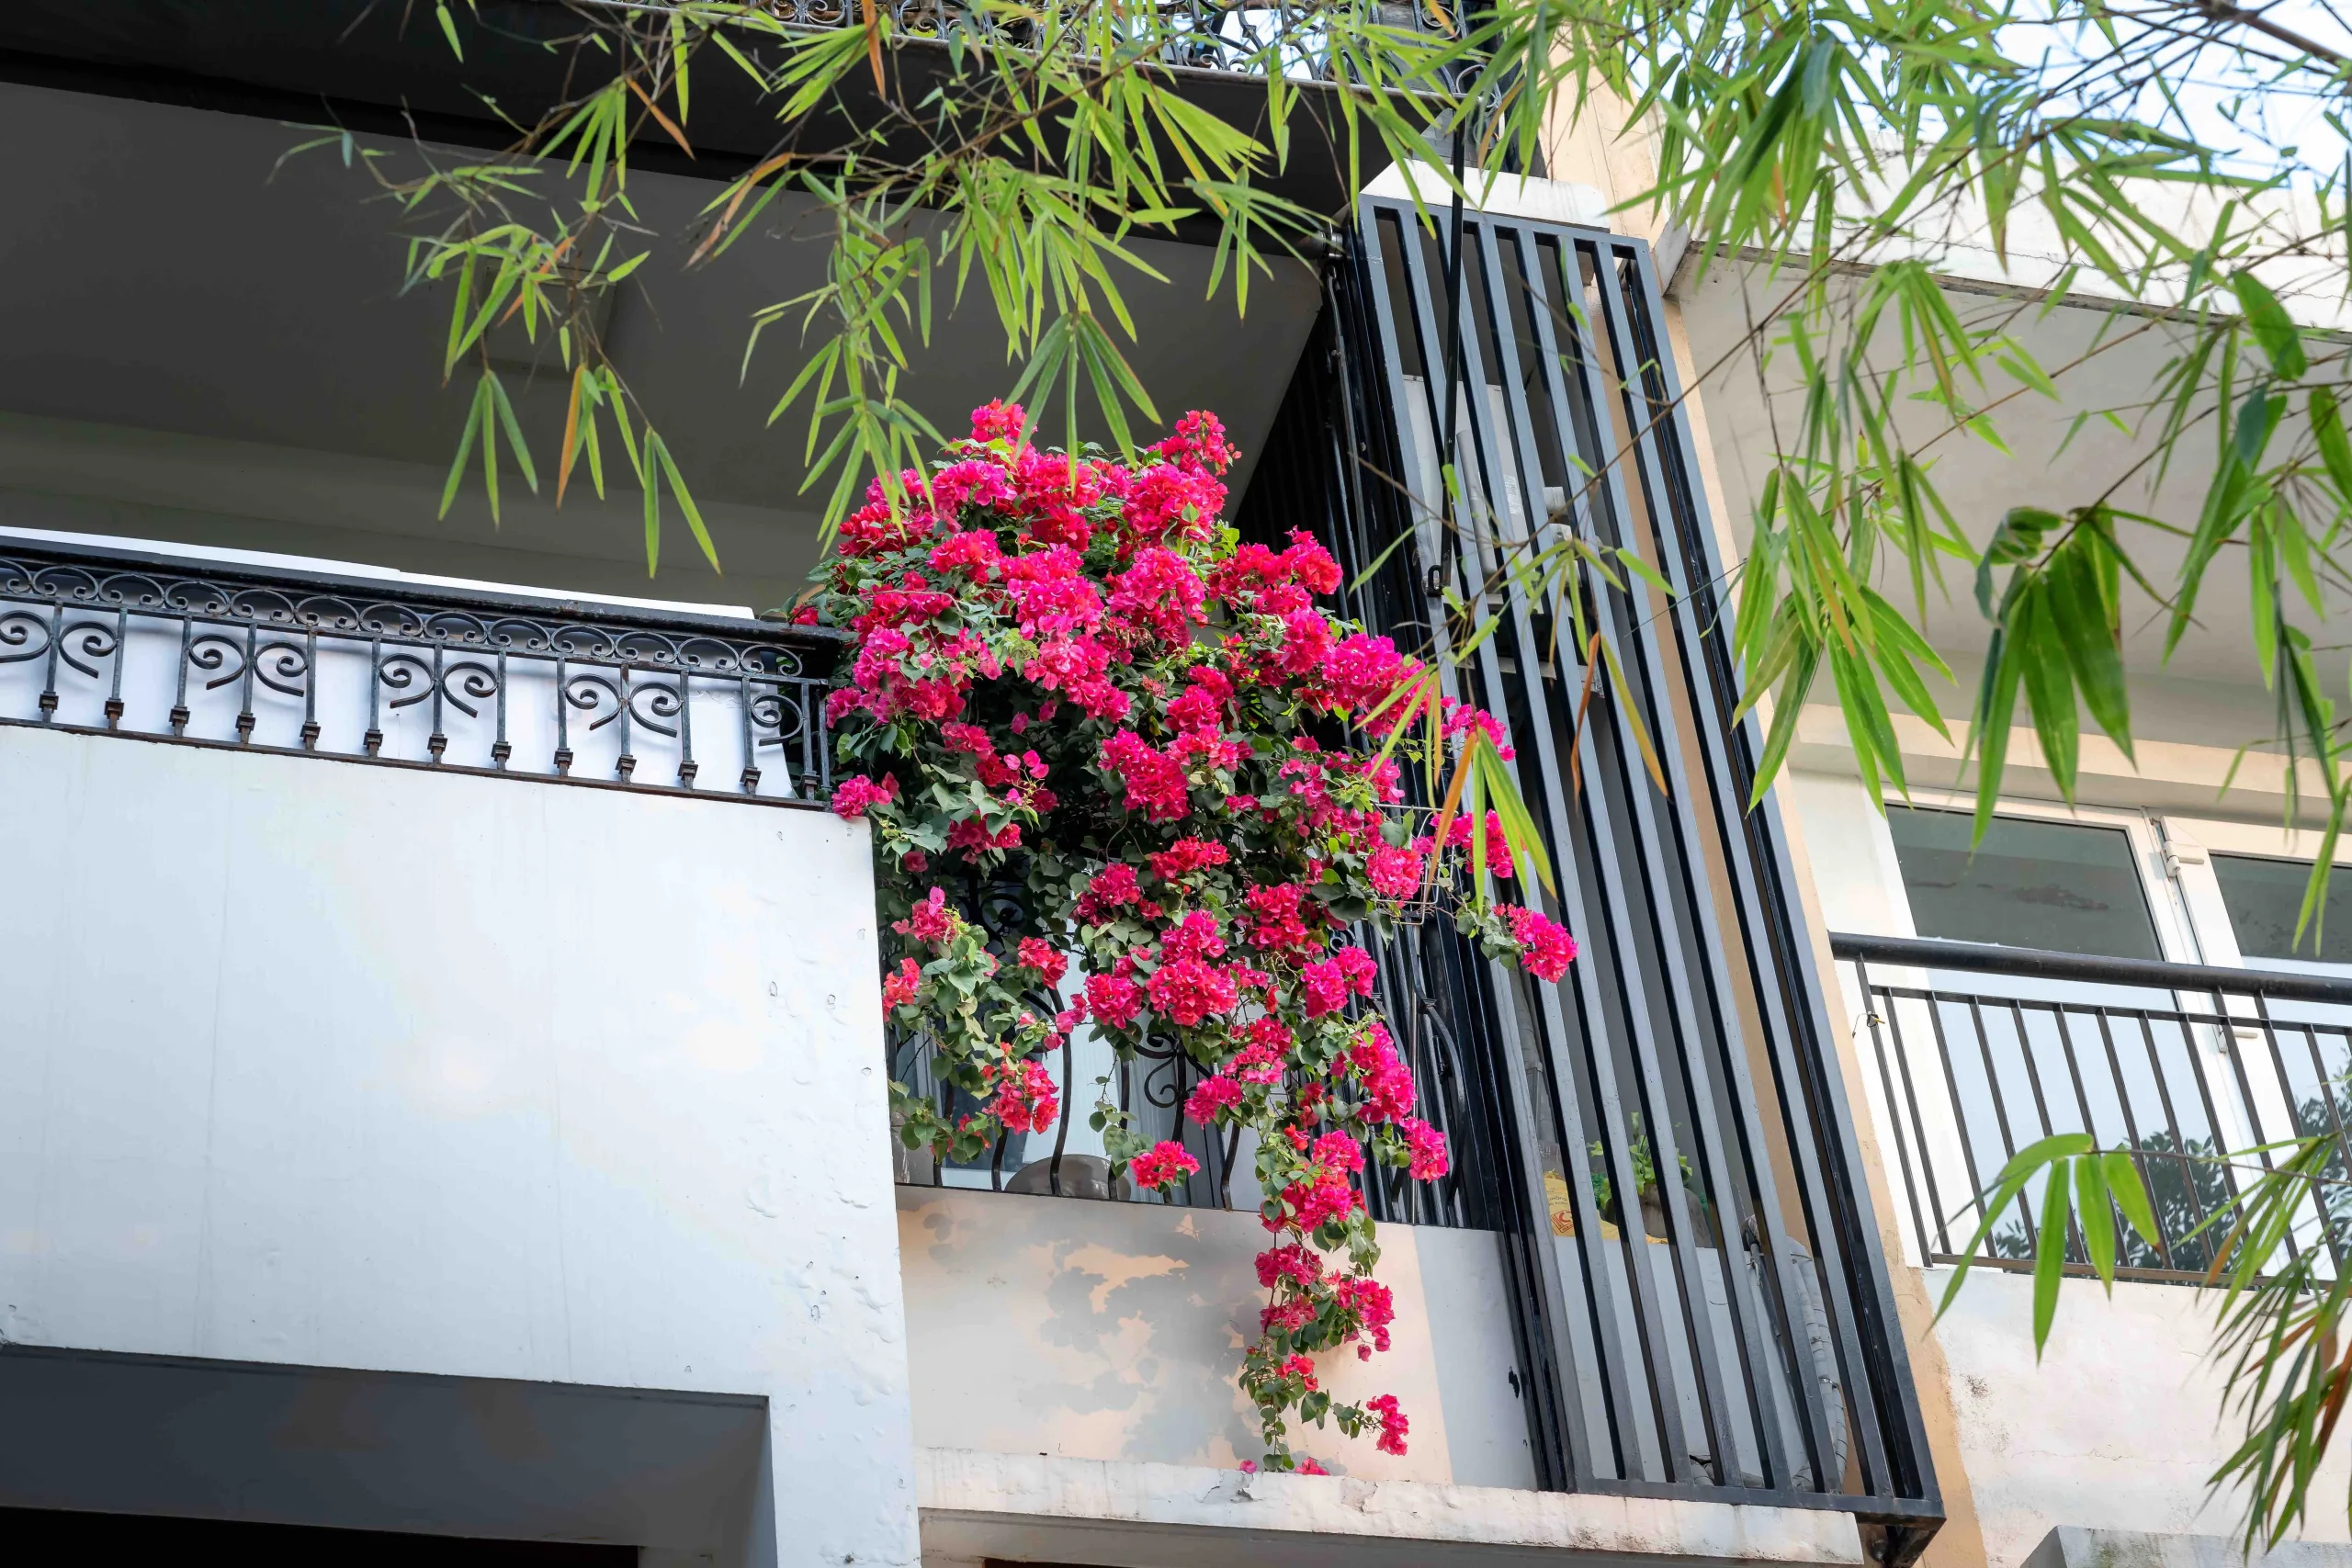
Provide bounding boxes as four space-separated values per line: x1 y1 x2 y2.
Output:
1835 932 2352 1281
894 913 1498 1225
0 537 839 804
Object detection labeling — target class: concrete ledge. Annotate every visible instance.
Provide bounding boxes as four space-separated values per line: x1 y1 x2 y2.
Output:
2025 1529 2352 1568
916 1448 1867 1568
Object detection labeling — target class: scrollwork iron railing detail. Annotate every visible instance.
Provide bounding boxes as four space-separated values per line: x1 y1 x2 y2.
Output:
0 538 841 805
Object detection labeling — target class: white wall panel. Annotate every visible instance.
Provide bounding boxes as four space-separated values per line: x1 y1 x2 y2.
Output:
0 725 913 1566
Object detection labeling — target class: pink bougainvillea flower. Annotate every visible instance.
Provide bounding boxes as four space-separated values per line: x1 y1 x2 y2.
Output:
1366 842 1425 899
1503 905 1578 982
1014 938 1069 987
991 1058 1059 1135
1183 1073 1247 1123
1130 1140 1202 1190
1084 972 1145 1030
881 957 922 1013
831 773 899 819
1147 957 1239 1027
893 886 956 945
1399 1116 1451 1180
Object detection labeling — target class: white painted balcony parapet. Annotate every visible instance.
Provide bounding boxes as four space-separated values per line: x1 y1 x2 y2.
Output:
916 1448 1870 1568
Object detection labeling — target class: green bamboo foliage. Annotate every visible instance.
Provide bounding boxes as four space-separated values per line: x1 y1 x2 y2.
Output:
319 0 1483 552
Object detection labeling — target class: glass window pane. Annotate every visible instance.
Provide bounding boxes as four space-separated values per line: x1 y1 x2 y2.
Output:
2211 852 2352 964
1885 807 2161 960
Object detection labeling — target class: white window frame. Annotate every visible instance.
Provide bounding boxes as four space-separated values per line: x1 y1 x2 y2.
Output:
2154 812 2352 979
1878 786 2202 964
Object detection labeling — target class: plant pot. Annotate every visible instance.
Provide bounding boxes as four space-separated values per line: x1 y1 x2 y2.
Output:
1600 1183 1713 1244
1007 1153 1131 1201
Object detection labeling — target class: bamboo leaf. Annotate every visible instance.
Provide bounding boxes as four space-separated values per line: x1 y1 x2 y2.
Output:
2075 1150 2116 1292
438 378 486 520
2105 1150 2161 1249
2233 270 2307 380
2312 388 2352 505
2034 1159 2073 1358
1938 1133 2091 1321
653 432 721 572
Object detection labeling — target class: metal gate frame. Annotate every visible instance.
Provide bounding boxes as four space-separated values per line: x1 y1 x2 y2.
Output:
1241 198 1943 1560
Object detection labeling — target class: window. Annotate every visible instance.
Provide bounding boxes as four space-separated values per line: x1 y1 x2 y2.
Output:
2211 852 2352 964
1884 806 2163 960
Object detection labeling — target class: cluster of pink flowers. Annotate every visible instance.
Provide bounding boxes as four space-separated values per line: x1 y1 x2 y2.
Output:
991 1059 1059 1134
831 773 899 819
1130 1140 1201 1190
1503 905 1579 983
813 404 1579 1476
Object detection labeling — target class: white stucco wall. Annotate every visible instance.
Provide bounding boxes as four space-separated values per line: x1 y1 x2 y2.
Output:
897 1186 1537 1490
0 725 915 1565
1936 1270 2352 1568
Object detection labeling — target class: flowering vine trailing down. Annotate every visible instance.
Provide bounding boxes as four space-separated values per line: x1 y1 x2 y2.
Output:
810 401 1577 1473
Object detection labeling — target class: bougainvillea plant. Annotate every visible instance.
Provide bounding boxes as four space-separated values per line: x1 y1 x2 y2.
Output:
808 401 1577 1473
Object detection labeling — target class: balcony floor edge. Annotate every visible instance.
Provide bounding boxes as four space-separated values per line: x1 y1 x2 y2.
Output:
915 1447 1869 1568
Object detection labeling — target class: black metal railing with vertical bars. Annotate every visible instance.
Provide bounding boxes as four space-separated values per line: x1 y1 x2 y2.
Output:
1836 931 2352 1281
1226 197 1942 1553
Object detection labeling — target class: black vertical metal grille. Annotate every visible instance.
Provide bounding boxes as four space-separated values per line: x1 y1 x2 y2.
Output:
1236 200 1942 1540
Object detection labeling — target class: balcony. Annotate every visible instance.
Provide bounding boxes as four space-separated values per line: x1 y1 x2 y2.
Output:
878 194 1946 1565
0 537 906 1565
1833 931 2352 1280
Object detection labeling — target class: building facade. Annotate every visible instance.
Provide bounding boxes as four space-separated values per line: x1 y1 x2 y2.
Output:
0 6 2340 1568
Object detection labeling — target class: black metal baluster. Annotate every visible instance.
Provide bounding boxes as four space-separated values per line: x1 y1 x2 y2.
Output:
235 623 256 743
554 652 573 775
2286 1011 2352 1258
675 670 697 788
1047 1032 1074 1198
1966 998 2036 1253
363 636 384 756
427 643 447 762
739 673 761 795
616 665 636 782
2199 992 2295 1261
2261 996 2348 1267
1921 995 1986 1261
2091 1008 2171 1270
2134 1011 2212 1267
1170 1055 1195 1209
491 649 511 769
1855 958 1937 1269
798 680 817 797
38 604 61 721
813 681 831 796
299 627 320 750
170 616 193 736
104 605 126 729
